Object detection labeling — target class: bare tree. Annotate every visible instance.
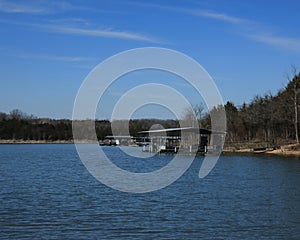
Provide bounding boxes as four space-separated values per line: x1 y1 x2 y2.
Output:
9 109 25 120
292 66 300 144
193 103 205 127
285 65 300 144
181 106 197 128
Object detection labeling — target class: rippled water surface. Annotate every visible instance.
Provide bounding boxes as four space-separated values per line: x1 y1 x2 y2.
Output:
0 144 299 239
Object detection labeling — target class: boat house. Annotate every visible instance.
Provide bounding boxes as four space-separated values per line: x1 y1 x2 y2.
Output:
139 127 225 154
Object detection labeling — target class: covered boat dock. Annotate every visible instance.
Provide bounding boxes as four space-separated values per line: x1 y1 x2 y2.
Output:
139 127 225 154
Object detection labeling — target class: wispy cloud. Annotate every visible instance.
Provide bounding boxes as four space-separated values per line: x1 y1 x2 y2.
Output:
129 2 246 24
0 0 92 14
0 18 160 43
43 24 159 42
188 9 244 24
18 53 97 63
0 0 48 14
248 34 300 52
130 1 300 52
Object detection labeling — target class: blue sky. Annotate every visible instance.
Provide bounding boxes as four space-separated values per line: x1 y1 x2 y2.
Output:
0 0 299 119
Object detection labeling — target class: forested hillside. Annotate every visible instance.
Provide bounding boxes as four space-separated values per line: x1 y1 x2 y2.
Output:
0 72 299 146
223 72 300 147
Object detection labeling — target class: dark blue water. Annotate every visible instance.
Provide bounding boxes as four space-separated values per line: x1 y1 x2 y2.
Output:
0 144 299 239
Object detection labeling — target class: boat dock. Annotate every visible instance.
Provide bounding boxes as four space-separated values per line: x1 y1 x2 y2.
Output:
101 127 225 154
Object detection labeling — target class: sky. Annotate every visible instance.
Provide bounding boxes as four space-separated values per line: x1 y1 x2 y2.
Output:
0 0 299 119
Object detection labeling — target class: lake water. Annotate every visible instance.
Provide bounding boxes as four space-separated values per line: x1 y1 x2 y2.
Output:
0 144 299 239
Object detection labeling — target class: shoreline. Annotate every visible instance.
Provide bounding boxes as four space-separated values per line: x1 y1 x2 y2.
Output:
223 144 300 157
222 149 300 157
0 140 299 157
0 139 74 144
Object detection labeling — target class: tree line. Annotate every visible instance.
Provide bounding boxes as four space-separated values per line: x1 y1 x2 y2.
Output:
222 70 300 147
0 70 299 146
0 111 179 141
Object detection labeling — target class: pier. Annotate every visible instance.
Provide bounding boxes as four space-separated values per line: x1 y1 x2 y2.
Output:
101 127 225 154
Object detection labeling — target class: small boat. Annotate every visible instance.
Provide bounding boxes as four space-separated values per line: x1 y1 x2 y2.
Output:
253 147 267 153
